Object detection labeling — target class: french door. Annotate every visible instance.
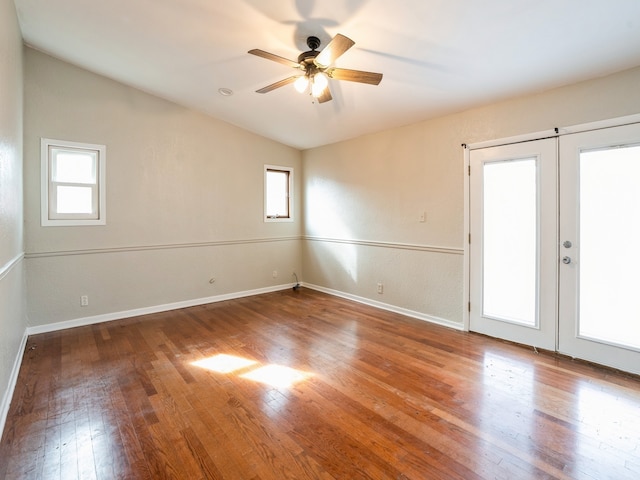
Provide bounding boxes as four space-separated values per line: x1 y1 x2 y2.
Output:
469 123 640 375
558 123 640 373
469 138 558 351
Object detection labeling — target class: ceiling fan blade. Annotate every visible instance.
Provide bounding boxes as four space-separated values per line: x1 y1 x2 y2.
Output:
326 67 383 85
314 34 355 68
248 49 300 69
256 76 298 94
316 86 332 104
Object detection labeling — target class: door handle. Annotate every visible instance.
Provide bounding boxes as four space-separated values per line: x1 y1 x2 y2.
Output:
562 256 572 264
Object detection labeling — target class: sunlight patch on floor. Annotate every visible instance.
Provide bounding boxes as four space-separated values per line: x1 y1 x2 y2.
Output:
191 354 257 373
191 354 312 388
240 364 312 388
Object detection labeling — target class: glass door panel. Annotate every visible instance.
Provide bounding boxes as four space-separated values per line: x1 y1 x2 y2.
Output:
559 122 640 374
482 159 537 326
579 145 640 350
469 138 557 350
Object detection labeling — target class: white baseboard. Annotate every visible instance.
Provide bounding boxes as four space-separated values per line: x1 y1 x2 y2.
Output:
303 283 464 331
26 283 297 335
0 330 29 439
26 282 462 337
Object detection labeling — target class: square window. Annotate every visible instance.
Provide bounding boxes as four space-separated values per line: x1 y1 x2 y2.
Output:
41 138 106 226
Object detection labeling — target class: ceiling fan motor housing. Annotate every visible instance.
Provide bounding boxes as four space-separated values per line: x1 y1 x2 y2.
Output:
306 36 321 50
298 36 321 65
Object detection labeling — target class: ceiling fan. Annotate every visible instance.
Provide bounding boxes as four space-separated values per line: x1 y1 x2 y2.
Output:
248 34 383 103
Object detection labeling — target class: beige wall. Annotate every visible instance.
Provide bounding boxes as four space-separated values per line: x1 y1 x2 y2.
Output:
18 41 640 333
302 66 640 326
24 48 302 327
0 0 26 428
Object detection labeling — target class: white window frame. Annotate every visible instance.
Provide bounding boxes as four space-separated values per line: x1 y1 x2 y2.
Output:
264 165 293 223
41 138 106 226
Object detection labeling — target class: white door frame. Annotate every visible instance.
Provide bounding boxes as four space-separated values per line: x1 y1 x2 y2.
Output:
463 127 560 332
463 114 640 365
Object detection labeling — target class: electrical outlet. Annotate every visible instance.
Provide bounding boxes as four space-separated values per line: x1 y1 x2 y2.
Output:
419 211 426 223
272 270 278 278
377 283 383 294
80 295 89 307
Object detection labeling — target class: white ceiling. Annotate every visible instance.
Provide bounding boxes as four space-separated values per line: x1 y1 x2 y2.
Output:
13 0 640 150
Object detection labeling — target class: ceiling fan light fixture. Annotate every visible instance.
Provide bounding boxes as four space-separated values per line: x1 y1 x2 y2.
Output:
311 72 328 97
294 75 309 93
248 33 382 103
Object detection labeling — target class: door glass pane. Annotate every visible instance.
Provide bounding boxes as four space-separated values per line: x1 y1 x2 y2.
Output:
579 144 640 350
483 158 537 326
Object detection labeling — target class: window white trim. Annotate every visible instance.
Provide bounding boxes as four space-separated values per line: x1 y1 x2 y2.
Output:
41 138 106 226
264 165 294 223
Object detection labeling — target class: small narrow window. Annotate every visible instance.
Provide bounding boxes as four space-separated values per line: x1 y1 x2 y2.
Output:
41 138 106 226
264 165 293 222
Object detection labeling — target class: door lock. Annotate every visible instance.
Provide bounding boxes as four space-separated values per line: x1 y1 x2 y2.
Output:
562 256 572 264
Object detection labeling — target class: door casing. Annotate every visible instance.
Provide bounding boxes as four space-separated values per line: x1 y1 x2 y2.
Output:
463 114 640 375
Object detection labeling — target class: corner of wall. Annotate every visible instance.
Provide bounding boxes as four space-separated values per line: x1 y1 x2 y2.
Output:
0 0 28 442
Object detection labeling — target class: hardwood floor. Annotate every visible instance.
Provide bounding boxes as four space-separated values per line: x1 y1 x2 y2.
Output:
1 288 640 479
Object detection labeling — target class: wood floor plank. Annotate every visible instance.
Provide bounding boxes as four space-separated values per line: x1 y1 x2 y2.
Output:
2 288 640 479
